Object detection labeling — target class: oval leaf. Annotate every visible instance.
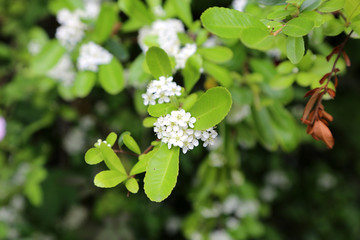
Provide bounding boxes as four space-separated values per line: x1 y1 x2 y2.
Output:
189 87 232 130
201 7 266 38
74 71 96 98
198 46 233 63
123 134 141 154
106 132 117 146
85 148 103 165
94 170 127 188
286 36 305 64
282 17 314 37
130 147 159 176
145 47 172 79
144 144 180 202
100 143 127 175
182 54 202 93
125 178 139 193
99 58 125 95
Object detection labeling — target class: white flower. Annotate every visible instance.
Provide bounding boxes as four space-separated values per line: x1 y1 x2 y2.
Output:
28 41 42 55
175 44 197 70
142 76 182 106
80 0 101 19
55 9 86 50
152 5 166 17
232 0 248 12
264 170 290 189
77 42 112 72
47 54 76 86
153 109 219 153
95 139 111 147
209 230 232 240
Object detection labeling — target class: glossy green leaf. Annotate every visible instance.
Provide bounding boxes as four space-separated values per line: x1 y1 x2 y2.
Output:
318 0 345 13
92 3 118 44
299 11 324 28
189 87 232 130
182 54 202 93
344 0 360 20
143 117 157 128
130 147 159 176
258 0 287 5
94 170 127 188
201 7 266 38
73 71 96 98
99 58 124 95
144 144 180 202
300 0 321 12
240 27 275 50
128 54 152 86
123 134 141 154
100 143 127 175
125 178 139 193
267 5 297 20
145 47 172 79
282 17 314 37
198 46 233 63
322 15 345 36
106 132 117 146
85 148 103 165
118 0 154 25
203 61 233 87
286 36 305 64
31 40 65 74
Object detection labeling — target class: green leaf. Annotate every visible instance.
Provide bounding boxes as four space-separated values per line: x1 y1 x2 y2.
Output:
267 5 297 20
181 93 198 111
73 71 96 98
123 134 141 154
318 0 345 13
240 27 275 50
299 11 324 28
259 0 287 5
203 61 233 87
182 54 202 93
99 58 124 95
106 132 117 146
201 7 266 38
167 0 192 27
344 0 360 21
143 117 157 128
145 47 172 79
130 147 159 176
128 54 152 86
100 143 127 175
282 17 314 37
31 40 65 74
198 46 233 63
286 36 305 64
189 87 232 130
85 148 103 165
322 15 345 36
92 3 118 44
118 0 154 25
144 144 180 202
125 178 139 193
268 102 300 151
148 103 177 117
300 0 321 12
270 74 296 89
94 170 127 188
251 106 278 151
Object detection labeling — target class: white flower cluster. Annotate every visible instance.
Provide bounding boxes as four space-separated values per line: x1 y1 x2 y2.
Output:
95 139 111 147
77 42 112 72
56 9 87 50
142 76 181 106
138 19 197 70
153 109 218 153
47 54 76 86
232 0 248 12
55 0 101 50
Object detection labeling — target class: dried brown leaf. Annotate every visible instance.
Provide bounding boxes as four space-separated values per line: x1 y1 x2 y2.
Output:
311 120 334 149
